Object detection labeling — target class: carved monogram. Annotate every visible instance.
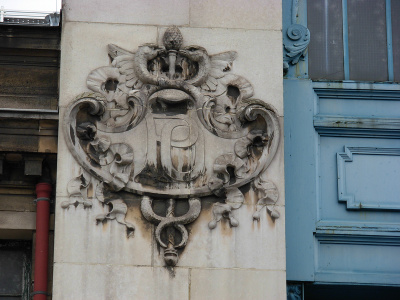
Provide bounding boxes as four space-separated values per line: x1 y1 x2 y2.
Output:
63 26 281 266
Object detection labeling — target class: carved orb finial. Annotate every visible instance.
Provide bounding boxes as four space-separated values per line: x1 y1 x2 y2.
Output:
163 26 183 50
164 247 179 267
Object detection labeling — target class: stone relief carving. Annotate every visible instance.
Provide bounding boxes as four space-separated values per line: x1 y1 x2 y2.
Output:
283 0 310 75
61 171 92 208
63 26 281 266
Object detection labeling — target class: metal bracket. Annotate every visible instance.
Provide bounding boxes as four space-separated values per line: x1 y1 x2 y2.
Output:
34 197 51 203
31 291 49 296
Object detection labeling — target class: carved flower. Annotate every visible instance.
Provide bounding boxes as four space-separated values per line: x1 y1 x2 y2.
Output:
234 130 269 158
211 95 240 131
213 153 248 182
90 137 111 153
108 143 134 191
208 154 249 196
76 122 97 141
89 137 113 166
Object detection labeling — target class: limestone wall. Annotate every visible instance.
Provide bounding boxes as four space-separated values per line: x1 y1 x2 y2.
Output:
54 1 285 299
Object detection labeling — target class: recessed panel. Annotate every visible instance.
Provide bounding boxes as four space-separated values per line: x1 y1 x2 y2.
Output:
337 147 400 210
319 136 400 224
316 234 400 285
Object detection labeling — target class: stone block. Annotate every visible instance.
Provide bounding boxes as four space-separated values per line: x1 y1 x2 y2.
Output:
0 211 36 230
59 22 158 107
54 196 152 266
63 0 189 26
53 263 189 300
190 268 286 300
152 203 286 270
189 0 282 30
55 120 82 197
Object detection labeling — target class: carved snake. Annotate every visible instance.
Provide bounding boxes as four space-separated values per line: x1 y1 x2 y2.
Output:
141 196 201 248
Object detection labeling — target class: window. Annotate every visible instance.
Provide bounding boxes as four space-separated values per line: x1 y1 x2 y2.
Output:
0 241 31 300
308 0 400 82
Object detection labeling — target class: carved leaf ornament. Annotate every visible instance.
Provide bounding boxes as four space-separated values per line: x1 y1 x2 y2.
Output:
63 26 281 266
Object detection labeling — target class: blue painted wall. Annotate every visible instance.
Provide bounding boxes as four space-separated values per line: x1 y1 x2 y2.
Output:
284 0 400 286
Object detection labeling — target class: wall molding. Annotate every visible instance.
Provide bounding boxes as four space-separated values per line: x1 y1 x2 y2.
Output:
314 115 400 138
316 221 400 236
313 81 400 101
337 146 400 210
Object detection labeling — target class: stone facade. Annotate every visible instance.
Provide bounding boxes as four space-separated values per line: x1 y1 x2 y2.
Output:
54 1 285 299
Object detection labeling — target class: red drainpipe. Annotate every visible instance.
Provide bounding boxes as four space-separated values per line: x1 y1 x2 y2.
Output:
33 182 52 300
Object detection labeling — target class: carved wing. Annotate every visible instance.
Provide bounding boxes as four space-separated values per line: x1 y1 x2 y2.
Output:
108 43 134 59
108 44 143 89
201 51 237 92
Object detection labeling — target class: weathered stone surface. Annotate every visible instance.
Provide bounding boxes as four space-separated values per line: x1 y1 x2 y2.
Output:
55 122 81 197
59 23 158 107
153 203 286 270
0 211 55 230
0 194 36 212
0 211 36 229
63 0 190 26
189 0 282 31
190 268 286 300
54 196 152 266
56 1 285 297
53 263 189 300
59 26 282 267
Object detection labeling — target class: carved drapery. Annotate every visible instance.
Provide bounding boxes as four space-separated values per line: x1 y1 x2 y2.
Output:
62 26 281 266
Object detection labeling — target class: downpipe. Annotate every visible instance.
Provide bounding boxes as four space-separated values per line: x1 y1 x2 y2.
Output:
33 182 52 300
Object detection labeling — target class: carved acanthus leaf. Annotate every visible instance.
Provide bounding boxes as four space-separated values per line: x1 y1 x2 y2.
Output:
95 182 135 237
253 174 280 220
61 171 92 208
208 187 244 229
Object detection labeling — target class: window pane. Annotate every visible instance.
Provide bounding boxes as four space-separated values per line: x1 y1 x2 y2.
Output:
348 0 388 81
308 0 344 80
0 251 24 294
392 0 400 82
0 241 31 299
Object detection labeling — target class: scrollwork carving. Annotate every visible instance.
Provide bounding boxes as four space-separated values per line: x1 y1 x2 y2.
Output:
61 171 92 208
283 0 310 75
253 173 280 220
95 182 135 238
62 26 281 266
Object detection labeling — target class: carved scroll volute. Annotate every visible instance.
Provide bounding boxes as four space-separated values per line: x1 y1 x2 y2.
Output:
207 100 280 229
240 101 280 174
62 26 281 267
283 0 310 75
64 93 115 187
